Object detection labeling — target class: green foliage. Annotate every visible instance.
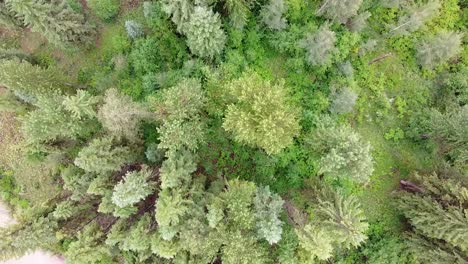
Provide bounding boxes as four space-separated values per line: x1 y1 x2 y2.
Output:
160 149 196 189
398 172 468 252
155 78 206 153
184 6 226 59
98 88 150 141
88 0 120 21
64 223 113 264
430 106 468 171
63 90 99 120
74 137 133 175
155 189 189 240
316 0 363 24
130 35 187 76
306 117 374 183
0 59 68 103
5 0 94 46
261 0 288 31
112 166 154 208
0 217 58 261
316 191 369 249
300 25 338 66
22 95 91 149
223 72 300 155
417 31 463 69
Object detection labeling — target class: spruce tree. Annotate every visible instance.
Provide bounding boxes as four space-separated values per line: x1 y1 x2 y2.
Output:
398 172 468 252
184 6 226 58
0 59 69 103
296 224 335 260
74 137 133 175
224 0 254 29
5 0 94 46
160 0 193 33
306 116 374 183
254 186 284 244
223 72 300 155
329 86 358 114
112 166 154 208
155 78 206 153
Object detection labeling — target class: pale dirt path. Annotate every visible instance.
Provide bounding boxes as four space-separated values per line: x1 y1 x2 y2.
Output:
0 201 65 264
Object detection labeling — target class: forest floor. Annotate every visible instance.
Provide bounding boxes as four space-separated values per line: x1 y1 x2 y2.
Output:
0 201 64 264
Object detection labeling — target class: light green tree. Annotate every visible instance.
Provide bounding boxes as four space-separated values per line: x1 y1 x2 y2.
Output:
5 0 94 46
260 0 288 31
307 117 374 183
112 166 154 208
0 59 69 103
74 137 133 175
389 0 440 35
223 72 300 155
184 6 226 58
300 25 337 66
254 186 284 244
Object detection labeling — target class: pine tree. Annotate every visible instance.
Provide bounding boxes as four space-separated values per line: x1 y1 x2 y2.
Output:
98 88 150 142
184 6 226 58
5 0 94 46
300 25 338 66
389 0 440 35
254 186 284 244
306 117 374 183
0 59 69 103
74 137 133 175
64 223 113 264
0 2 22 29
112 166 154 208
155 189 190 240
417 31 463 69
260 0 288 31
316 0 363 24
223 72 300 155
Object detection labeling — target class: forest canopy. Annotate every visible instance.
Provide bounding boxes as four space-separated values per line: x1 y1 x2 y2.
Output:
0 0 467 263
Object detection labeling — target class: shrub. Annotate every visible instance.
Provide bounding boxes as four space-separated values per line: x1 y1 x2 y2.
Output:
88 0 120 21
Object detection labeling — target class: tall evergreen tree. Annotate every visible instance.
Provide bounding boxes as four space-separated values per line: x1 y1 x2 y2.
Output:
0 59 69 103
112 166 155 208
223 72 300 155
316 0 363 24
398 172 468 253
389 0 440 35
5 0 94 46
300 25 338 66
